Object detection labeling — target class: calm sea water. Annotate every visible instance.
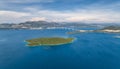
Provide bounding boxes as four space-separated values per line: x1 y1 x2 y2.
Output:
0 29 120 69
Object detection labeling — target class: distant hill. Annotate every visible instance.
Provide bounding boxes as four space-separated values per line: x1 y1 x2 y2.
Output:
0 21 119 30
0 21 59 29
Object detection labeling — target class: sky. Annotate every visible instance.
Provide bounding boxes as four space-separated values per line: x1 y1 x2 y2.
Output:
0 0 120 23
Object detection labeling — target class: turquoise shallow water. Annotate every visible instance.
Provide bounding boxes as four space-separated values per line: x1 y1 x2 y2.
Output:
0 29 120 69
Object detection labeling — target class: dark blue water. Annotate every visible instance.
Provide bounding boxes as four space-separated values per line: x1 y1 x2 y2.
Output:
0 29 120 69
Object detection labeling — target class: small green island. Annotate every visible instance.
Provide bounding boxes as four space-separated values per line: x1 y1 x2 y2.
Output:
25 37 74 46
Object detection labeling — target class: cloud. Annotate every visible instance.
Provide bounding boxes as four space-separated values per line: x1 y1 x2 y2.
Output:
30 17 46 21
0 0 54 3
0 1 120 23
0 39 7 42
0 8 120 23
0 10 30 18
0 10 30 23
28 6 120 23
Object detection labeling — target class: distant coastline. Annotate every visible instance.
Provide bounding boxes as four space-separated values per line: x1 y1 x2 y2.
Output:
1 21 119 30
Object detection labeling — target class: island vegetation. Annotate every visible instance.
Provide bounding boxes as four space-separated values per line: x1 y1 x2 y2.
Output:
25 37 74 46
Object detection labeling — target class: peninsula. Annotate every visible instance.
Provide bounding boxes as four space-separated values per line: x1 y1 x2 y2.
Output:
98 26 120 33
67 26 120 34
25 37 74 46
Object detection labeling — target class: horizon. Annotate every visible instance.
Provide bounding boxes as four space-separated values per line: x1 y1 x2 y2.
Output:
0 0 120 23
1 20 120 24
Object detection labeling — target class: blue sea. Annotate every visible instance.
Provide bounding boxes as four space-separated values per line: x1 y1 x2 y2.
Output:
0 29 120 69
